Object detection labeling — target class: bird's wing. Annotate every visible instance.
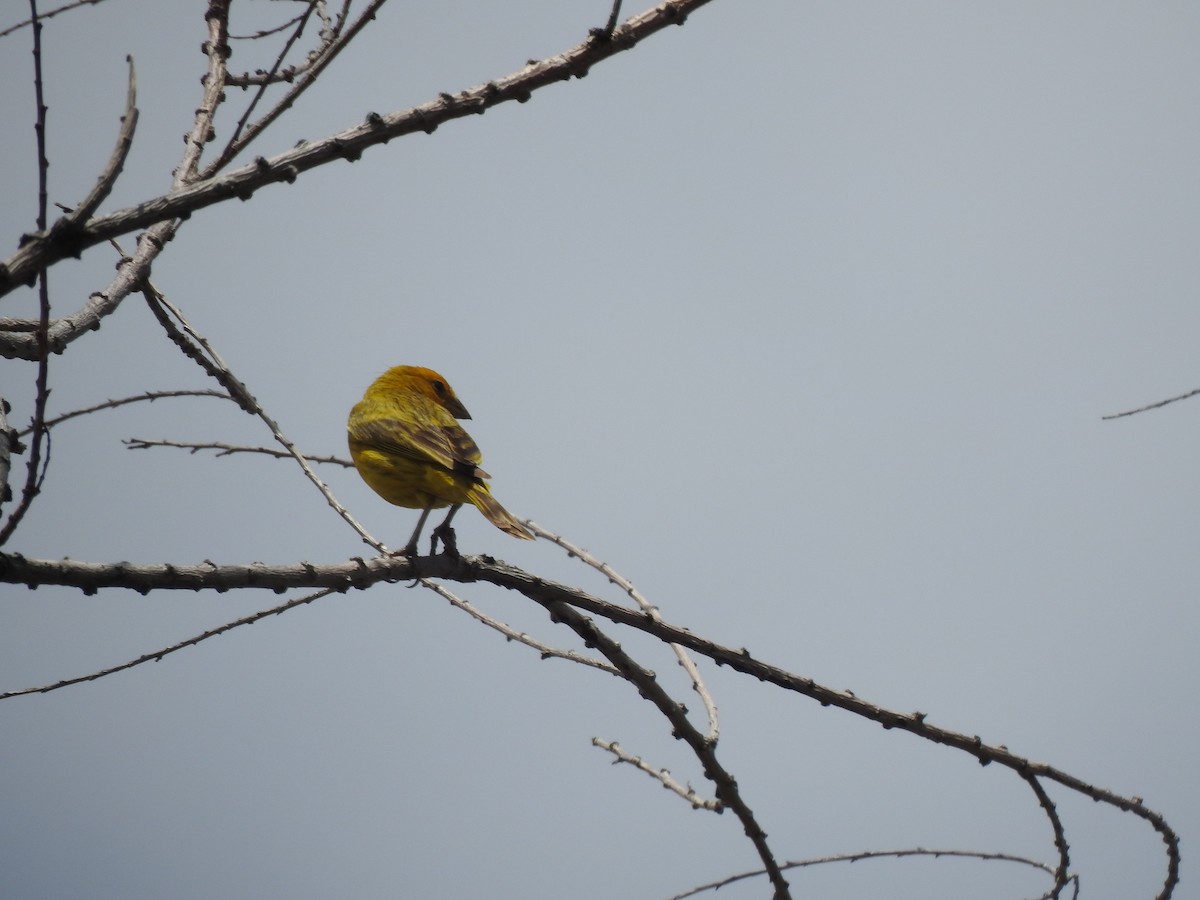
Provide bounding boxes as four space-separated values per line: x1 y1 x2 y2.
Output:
349 415 484 476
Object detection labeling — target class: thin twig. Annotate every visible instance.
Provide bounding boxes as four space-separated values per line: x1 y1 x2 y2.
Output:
0 587 337 700
669 847 1077 900
55 55 137 228
1102 386 1200 420
1 0 53 547
424 581 618 674
1022 772 1072 899
123 437 351 466
221 3 317 153
228 8 308 40
24 389 229 435
176 0 230 184
0 0 720 298
201 0 389 175
0 0 106 39
592 738 719 809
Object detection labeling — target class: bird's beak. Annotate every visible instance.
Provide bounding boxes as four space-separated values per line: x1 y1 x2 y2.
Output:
447 397 471 420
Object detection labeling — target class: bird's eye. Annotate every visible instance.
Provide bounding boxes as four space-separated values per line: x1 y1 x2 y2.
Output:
432 380 446 395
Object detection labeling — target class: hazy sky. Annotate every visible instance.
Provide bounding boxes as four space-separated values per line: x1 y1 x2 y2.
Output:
1 3 1197 898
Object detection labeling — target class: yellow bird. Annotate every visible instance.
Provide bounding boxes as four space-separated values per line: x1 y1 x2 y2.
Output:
347 365 534 556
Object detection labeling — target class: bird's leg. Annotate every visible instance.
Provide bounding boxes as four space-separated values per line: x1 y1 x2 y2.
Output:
399 506 433 557
430 504 462 556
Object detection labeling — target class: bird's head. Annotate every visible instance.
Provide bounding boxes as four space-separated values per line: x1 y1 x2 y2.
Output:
378 365 472 419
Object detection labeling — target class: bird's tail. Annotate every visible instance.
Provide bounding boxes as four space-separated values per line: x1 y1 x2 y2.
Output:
469 486 535 541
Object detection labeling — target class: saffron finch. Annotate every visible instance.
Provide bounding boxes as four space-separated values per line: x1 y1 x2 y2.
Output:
347 365 534 556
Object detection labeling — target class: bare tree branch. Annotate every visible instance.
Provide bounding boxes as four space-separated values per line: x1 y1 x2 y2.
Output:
1023 771 1072 899
227 8 311 42
0 546 1180 896
592 738 720 810
124 437 351 466
426 580 618 674
218 2 319 157
0 52 136 359
670 848 1078 900
25 389 230 435
0 397 22 507
175 0 231 186
0 585 338 700
0 222 170 360
0 550 415 593
1102 386 1200 420
0 556 610 700
0 0 714 299
29 0 49 235
0 0 107 39
59 56 137 230
205 0 388 174
1 0 53 546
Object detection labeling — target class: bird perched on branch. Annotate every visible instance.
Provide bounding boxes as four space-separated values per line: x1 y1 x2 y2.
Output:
347 365 534 556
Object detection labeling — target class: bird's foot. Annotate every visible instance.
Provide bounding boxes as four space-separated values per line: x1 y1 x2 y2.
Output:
430 523 458 557
392 541 419 559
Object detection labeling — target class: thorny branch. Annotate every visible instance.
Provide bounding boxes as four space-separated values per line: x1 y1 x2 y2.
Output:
425 581 618 675
0 0 107 39
204 0 386 175
0 548 1180 898
59 56 138 231
1 0 53 546
0 585 341 700
1103 386 1200 420
175 0 230 186
0 44 135 368
669 848 1080 900
0 0 716 302
0 219 173 360
124 437 351 467
217 1 319 160
26 390 229 434
1023 771 1072 899
592 738 720 811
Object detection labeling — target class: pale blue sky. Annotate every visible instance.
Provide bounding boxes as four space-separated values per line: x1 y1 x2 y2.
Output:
1 3 1197 898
